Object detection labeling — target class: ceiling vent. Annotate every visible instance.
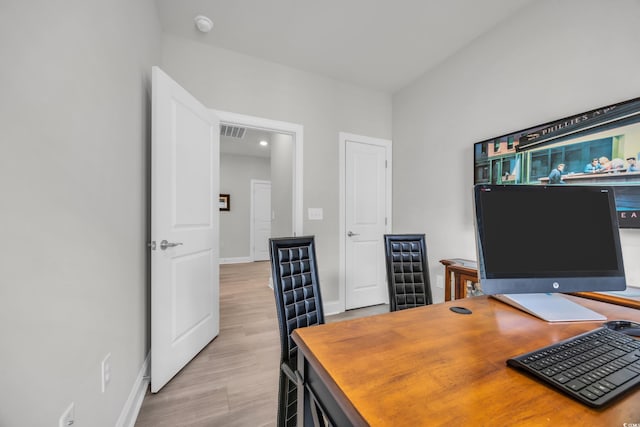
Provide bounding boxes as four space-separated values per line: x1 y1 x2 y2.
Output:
220 124 246 139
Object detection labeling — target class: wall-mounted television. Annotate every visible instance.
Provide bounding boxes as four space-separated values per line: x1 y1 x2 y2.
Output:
473 96 640 228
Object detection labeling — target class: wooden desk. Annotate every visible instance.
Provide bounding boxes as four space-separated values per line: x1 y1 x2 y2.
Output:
293 296 640 426
439 258 479 301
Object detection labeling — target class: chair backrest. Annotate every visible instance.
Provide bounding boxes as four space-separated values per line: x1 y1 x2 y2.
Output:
384 234 433 311
269 236 325 367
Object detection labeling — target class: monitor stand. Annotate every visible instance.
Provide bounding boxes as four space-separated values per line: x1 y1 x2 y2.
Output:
492 293 606 322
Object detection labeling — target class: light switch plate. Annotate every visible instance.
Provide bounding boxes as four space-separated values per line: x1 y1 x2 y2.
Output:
308 208 323 220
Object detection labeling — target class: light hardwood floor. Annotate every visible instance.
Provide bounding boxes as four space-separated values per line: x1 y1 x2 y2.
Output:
135 261 387 427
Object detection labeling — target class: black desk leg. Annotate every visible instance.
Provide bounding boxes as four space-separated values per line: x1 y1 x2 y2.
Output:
296 354 316 426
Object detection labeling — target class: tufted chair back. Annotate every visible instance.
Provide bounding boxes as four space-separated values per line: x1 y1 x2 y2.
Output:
269 236 325 427
384 234 433 312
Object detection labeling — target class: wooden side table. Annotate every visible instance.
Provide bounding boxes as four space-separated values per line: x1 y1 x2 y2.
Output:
438 258 640 308
439 258 479 301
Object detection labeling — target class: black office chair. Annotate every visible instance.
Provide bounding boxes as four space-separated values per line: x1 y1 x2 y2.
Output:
269 236 325 427
384 234 433 311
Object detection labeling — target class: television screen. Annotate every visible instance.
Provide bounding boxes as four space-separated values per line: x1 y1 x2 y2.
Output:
473 97 640 228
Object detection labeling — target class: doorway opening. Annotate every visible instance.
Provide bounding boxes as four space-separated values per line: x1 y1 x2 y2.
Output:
214 110 303 264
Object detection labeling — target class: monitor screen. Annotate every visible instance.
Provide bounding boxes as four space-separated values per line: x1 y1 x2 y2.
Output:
474 184 626 295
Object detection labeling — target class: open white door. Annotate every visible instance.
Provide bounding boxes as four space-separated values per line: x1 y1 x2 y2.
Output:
343 134 391 310
151 67 220 392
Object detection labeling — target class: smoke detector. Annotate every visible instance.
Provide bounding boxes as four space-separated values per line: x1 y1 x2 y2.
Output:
194 15 213 33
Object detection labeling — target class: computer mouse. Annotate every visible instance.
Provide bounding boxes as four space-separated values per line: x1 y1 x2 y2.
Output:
603 320 640 337
450 306 472 315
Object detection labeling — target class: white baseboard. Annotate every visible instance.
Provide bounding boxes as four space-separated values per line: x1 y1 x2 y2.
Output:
116 352 150 427
220 257 252 264
323 300 343 316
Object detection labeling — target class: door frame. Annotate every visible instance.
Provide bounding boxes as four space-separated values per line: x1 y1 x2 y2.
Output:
338 132 392 313
250 179 272 261
213 110 303 238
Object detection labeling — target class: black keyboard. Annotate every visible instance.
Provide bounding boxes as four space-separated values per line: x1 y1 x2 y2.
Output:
507 327 640 408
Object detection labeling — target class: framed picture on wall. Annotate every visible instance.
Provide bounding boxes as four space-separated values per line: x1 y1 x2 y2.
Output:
219 194 230 211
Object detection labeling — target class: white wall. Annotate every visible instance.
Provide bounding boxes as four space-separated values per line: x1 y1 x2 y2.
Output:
393 0 640 302
219 153 270 259
271 134 294 238
161 35 393 301
0 0 160 425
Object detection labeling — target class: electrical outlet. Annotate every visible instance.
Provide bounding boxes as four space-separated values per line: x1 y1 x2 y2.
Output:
436 275 444 289
101 353 112 393
59 402 75 427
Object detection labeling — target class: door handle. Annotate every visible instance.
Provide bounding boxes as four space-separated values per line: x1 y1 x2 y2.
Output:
347 231 359 237
160 240 183 250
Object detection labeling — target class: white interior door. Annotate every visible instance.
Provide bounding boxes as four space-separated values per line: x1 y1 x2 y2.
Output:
251 180 271 261
151 66 220 392
345 137 390 309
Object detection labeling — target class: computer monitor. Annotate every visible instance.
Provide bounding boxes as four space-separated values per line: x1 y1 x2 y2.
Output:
473 184 626 321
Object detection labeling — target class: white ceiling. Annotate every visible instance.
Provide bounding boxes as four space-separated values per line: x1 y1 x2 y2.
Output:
221 127 274 158
155 0 535 93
